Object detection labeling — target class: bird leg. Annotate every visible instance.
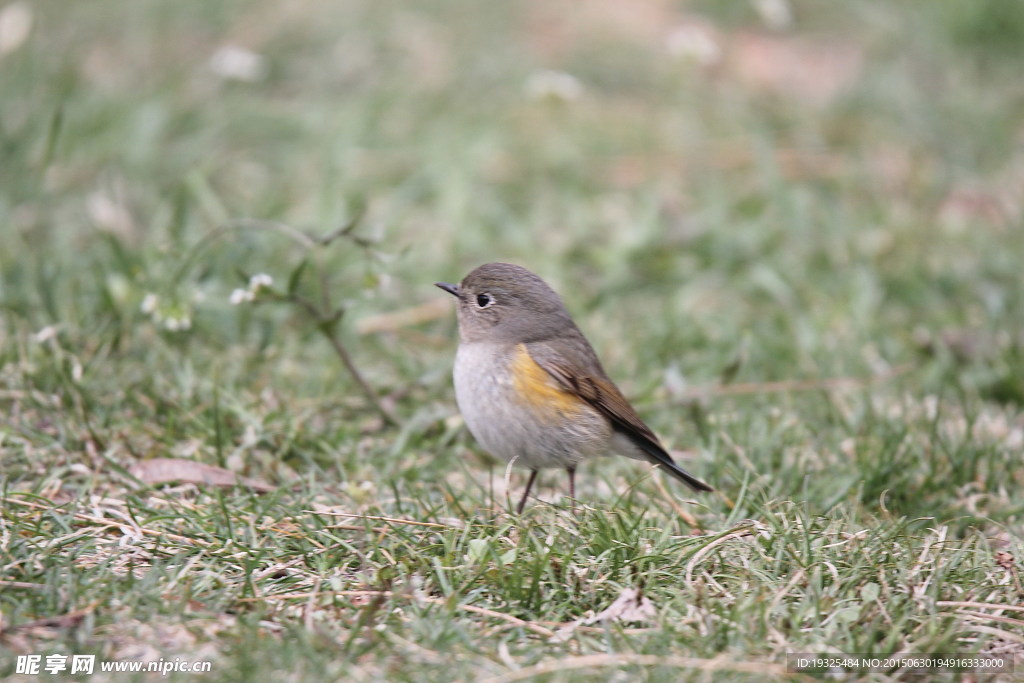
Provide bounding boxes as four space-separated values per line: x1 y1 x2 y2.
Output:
516 469 539 514
567 465 577 514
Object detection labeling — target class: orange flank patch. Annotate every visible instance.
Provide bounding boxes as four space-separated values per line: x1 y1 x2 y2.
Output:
510 344 584 420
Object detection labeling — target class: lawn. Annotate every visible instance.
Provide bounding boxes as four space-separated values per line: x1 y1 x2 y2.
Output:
2 1 1023 680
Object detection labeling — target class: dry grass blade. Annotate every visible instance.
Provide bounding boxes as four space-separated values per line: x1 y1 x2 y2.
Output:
937 601 1024 613
306 510 458 529
651 472 702 529
0 580 47 589
480 653 789 682
356 299 451 335
234 589 556 638
946 611 1024 629
685 525 760 585
959 624 1024 644
3 496 213 547
130 458 275 492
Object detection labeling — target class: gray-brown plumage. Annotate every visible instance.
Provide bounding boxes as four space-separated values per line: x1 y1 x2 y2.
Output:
437 262 712 512
527 340 713 494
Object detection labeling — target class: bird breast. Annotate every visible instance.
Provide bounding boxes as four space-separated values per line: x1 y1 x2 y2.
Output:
453 342 611 469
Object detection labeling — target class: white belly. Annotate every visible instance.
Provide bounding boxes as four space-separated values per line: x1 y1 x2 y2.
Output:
453 342 612 470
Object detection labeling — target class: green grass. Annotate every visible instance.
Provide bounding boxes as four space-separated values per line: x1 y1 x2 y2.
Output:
2 0 1024 680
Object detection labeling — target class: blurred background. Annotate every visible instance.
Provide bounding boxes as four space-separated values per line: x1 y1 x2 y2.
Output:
2 0 1023 507
3 1 1024 676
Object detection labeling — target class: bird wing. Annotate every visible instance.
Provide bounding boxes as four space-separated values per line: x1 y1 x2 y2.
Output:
526 342 662 448
526 340 713 492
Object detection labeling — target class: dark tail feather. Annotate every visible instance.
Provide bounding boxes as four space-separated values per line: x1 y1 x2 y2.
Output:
634 440 713 493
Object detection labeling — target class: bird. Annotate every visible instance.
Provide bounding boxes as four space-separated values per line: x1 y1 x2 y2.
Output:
436 262 712 513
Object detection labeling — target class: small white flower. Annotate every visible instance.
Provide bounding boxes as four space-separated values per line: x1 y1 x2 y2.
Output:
0 2 33 57
162 315 191 332
525 70 584 102
249 273 273 290
209 45 268 82
229 288 252 305
140 293 159 314
34 325 58 343
751 0 793 30
667 24 721 65
87 191 134 237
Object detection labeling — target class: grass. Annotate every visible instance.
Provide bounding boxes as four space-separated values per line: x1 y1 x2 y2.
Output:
2 0 1024 680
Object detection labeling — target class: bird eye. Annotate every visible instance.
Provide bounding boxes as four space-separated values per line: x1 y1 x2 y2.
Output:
476 293 493 308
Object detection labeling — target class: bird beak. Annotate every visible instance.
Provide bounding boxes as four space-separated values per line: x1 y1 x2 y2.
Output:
435 282 459 297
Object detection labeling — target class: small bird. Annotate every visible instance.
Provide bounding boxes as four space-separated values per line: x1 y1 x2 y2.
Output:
436 263 712 513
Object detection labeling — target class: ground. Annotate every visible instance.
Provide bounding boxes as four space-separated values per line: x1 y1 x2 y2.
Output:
2 1 1024 681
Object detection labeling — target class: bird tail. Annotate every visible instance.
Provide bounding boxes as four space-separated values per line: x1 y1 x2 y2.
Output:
635 440 713 493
